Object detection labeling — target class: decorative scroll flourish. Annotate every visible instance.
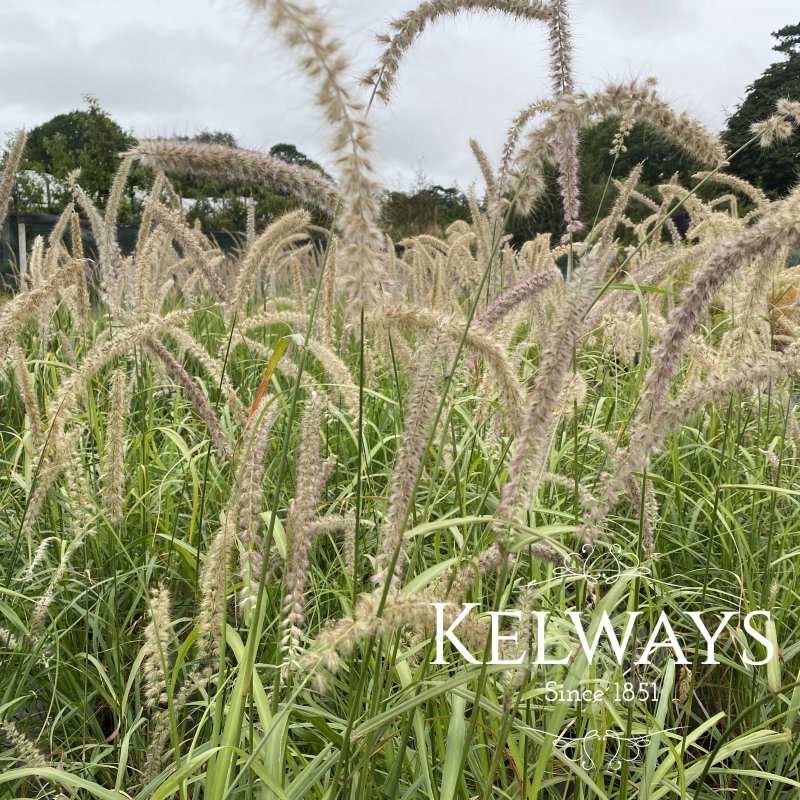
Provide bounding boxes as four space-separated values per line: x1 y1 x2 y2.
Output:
554 542 650 585
521 725 678 768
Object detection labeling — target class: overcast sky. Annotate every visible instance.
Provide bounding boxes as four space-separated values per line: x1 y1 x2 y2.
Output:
0 0 795 189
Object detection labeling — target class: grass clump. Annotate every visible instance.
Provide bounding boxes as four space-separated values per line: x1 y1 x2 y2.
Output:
1 1 800 798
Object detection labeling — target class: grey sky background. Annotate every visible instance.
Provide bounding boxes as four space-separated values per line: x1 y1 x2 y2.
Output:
0 1 796 189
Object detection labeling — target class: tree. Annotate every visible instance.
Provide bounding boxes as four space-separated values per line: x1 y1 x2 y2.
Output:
381 171 470 239
505 118 709 247
724 22 800 197
194 130 238 148
505 161 565 246
23 95 135 211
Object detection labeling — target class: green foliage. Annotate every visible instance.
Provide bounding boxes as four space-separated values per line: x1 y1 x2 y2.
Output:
193 129 238 148
724 22 800 197
2 275 800 797
2 108 800 796
506 161 566 245
581 119 703 213
382 180 470 238
22 95 135 211
506 120 706 247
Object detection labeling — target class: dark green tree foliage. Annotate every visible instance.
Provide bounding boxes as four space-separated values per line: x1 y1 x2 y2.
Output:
23 95 135 211
194 130 238 148
381 183 470 239
505 162 565 246
506 119 706 246
581 119 703 217
724 23 800 197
